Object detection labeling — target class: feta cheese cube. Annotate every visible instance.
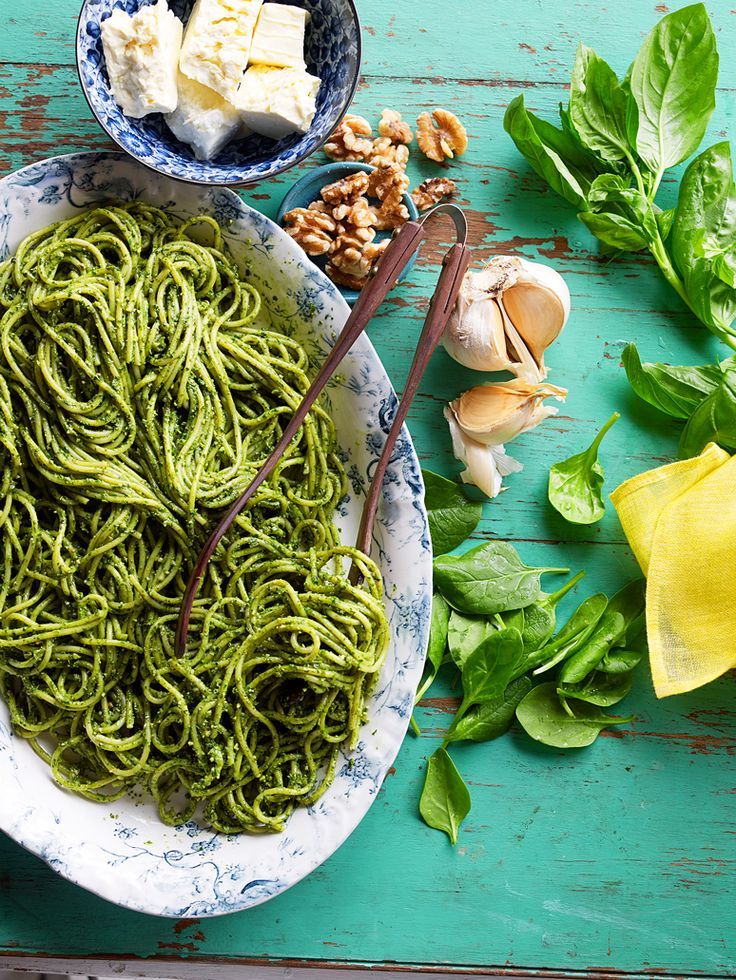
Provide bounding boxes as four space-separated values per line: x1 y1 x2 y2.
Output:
248 4 308 70
164 73 243 160
180 0 263 101
233 65 320 139
101 0 183 118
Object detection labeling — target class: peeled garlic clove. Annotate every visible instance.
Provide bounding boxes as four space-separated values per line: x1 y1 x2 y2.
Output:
445 408 523 499
442 256 570 382
449 379 567 447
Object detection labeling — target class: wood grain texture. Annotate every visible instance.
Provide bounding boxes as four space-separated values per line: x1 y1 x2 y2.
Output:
1 0 736 975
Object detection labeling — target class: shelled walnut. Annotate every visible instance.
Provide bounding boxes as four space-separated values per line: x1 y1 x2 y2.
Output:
323 115 374 161
378 109 413 145
417 109 468 163
412 176 457 210
282 207 336 256
321 171 369 205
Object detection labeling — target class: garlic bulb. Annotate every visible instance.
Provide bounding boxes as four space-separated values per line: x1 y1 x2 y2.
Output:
448 379 568 446
442 256 570 382
445 409 523 499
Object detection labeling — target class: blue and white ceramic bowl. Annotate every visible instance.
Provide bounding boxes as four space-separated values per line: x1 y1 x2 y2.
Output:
0 152 431 917
76 0 361 186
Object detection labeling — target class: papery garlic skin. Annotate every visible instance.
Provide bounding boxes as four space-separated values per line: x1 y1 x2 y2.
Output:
449 379 568 447
442 256 570 382
445 409 523 499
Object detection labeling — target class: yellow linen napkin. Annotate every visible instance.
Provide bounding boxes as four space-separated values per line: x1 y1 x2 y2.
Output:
610 443 736 697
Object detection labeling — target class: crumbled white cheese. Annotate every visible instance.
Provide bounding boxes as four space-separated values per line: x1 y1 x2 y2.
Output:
233 65 320 139
180 0 263 101
101 0 183 118
248 4 308 69
164 73 244 160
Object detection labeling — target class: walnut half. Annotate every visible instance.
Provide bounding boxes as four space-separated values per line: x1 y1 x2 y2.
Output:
417 109 468 163
411 176 457 211
282 207 336 256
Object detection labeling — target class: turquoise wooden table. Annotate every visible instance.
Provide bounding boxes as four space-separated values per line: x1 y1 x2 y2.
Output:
2 1 736 977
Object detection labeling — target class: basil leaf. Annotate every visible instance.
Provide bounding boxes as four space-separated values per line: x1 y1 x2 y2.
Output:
629 3 718 176
679 372 736 458
548 412 619 525
422 469 482 557
578 211 649 252
622 342 727 420
569 44 631 164
516 682 633 748
434 541 568 616
656 208 675 242
503 95 600 209
672 142 736 338
446 610 494 669
447 676 532 744
414 593 451 706
419 748 470 845
558 669 634 707
460 628 524 707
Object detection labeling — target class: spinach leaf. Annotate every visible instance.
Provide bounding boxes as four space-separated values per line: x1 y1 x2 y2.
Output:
569 45 631 164
671 142 736 340
529 593 609 676
559 669 634 707
578 211 648 252
460 628 524 708
447 610 494 669
434 541 567 616
446 676 532 744
419 748 471 845
516 682 633 748
557 610 627 685
606 579 646 639
679 371 736 458
629 3 718 178
600 648 644 674
520 571 586 653
414 593 450 707
548 412 620 525
504 95 602 209
622 343 727 420
423 469 482 557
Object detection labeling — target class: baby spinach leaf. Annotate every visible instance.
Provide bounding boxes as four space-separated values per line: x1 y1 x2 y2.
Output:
679 371 736 458
422 469 482 557
557 610 626 685
600 648 644 674
414 593 450 707
460 628 524 709
447 610 494 669
520 571 586 654
606 579 646 639
504 95 602 209
622 343 727 420
447 676 532 744
578 211 648 252
569 45 631 164
629 3 718 177
419 748 471 845
672 142 736 339
516 682 633 748
548 412 620 525
530 593 609 676
558 669 634 707
434 541 567 616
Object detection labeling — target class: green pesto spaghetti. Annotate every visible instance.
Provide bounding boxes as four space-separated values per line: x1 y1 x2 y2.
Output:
0 203 389 834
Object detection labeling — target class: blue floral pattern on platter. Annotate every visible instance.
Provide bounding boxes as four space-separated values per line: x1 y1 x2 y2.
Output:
0 152 431 918
76 0 361 185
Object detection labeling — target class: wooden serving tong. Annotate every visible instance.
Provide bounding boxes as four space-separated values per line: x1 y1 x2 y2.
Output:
175 203 471 656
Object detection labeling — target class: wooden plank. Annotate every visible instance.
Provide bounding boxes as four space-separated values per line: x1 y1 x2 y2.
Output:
2 0 736 975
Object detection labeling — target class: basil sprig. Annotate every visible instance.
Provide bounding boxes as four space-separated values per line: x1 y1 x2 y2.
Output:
504 4 736 348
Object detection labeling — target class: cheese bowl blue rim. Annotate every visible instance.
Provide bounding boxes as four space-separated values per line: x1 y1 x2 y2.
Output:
75 0 363 187
0 151 432 917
